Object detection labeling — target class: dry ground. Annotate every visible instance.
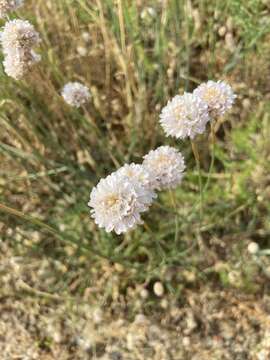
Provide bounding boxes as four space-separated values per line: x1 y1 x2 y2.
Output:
1 249 270 360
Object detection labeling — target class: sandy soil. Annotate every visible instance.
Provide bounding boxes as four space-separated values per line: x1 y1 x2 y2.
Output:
1 255 270 360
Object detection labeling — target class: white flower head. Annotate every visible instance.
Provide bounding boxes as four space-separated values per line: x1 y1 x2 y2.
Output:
193 80 236 117
88 171 155 234
1 19 40 53
116 163 156 194
159 93 210 140
142 146 185 191
0 19 40 79
61 82 90 108
3 49 40 80
0 0 24 18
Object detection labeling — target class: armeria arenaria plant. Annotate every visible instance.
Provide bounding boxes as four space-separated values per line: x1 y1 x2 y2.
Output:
115 163 156 197
88 170 156 235
159 93 210 140
0 18 41 79
88 146 186 234
61 82 90 108
142 146 186 191
193 80 236 119
88 80 235 234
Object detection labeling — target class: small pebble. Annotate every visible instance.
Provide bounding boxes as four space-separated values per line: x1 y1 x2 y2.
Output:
248 242 259 254
182 336 190 347
140 288 149 299
242 98 251 109
228 270 241 286
218 26 227 37
153 282 164 297
82 32 90 42
92 308 103 324
114 263 125 273
160 299 169 309
77 46 87 57
134 314 147 324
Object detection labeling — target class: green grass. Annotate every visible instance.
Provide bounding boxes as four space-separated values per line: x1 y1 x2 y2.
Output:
0 0 270 300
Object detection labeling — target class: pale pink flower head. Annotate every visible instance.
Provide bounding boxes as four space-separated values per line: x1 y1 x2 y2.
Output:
3 48 40 80
1 19 40 53
143 146 186 191
193 80 236 118
61 82 90 108
1 19 41 79
159 93 210 140
88 171 155 234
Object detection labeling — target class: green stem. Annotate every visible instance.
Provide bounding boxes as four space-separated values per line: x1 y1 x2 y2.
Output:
169 190 179 245
191 141 203 224
203 125 216 193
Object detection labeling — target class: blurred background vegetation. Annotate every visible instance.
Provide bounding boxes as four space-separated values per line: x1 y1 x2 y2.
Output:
0 0 270 304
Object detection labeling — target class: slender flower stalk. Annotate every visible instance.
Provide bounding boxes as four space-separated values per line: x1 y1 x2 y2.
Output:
203 123 216 193
190 140 203 222
169 189 179 244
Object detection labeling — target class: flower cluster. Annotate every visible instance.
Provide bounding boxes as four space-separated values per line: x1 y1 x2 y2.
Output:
193 80 236 117
143 146 186 191
89 80 235 234
115 163 155 194
159 80 236 140
88 171 154 235
0 19 40 79
88 146 185 234
61 82 90 108
0 0 23 19
159 93 210 140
